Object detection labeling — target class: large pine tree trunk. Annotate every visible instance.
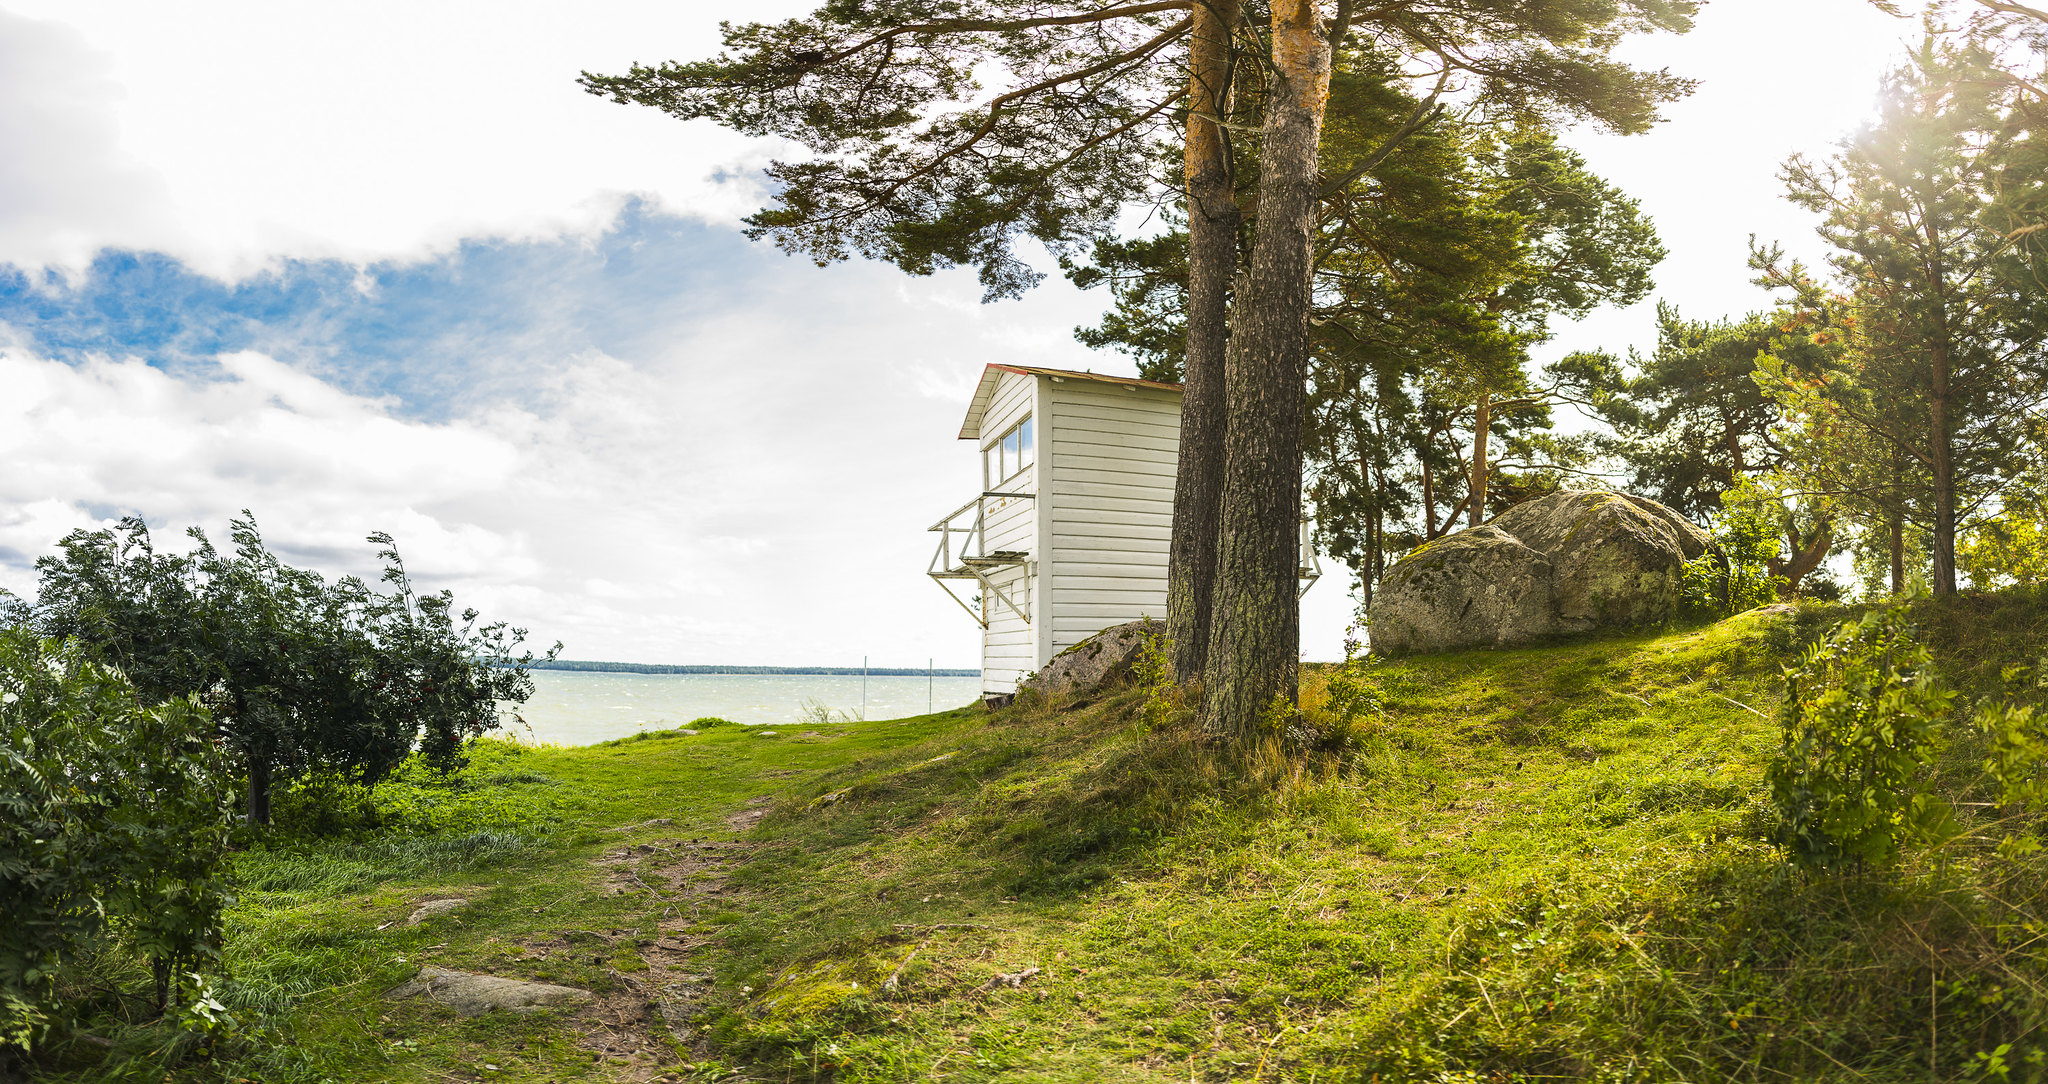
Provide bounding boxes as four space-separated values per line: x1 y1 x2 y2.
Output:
1198 0 1331 743
1929 338 1958 594
1923 208 1958 595
1888 452 1905 595
1166 0 1240 683
1469 391 1491 528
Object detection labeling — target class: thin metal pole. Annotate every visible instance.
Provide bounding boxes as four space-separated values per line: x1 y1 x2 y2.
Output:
928 658 933 715
862 656 868 720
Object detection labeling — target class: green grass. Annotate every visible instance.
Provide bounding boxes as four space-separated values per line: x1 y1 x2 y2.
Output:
25 596 2048 1082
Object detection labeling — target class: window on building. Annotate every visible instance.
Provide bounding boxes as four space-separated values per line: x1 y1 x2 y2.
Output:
984 415 1034 487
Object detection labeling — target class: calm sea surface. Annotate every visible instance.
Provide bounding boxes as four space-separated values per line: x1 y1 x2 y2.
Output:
504 670 986 747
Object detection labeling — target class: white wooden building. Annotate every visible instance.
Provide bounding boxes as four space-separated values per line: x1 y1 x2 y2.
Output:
927 364 1317 699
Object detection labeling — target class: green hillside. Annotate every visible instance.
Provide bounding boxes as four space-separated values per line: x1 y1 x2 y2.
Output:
30 596 2048 1083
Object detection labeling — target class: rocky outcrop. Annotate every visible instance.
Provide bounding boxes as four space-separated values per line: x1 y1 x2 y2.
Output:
1365 527 1556 656
386 966 593 1016
1018 618 1160 699
406 898 468 926
1369 491 1715 656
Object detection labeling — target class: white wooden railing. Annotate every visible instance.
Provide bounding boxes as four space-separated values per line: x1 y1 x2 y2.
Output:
927 491 1034 628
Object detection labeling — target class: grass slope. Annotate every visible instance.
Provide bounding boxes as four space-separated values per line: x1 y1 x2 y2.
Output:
27 596 2048 1083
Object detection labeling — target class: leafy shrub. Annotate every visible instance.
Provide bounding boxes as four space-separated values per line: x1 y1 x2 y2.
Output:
1131 629 1184 735
691 716 742 729
1767 608 1958 872
0 632 233 1057
1683 479 1786 617
1979 701 2048 858
1681 553 1780 618
365 742 566 836
28 515 557 826
1300 631 1382 755
267 769 381 837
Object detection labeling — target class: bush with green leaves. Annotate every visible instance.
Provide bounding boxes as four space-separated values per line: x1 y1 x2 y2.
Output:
1682 477 1786 617
1767 608 1958 872
30 514 556 825
1978 700 2048 859
0 631 234 1057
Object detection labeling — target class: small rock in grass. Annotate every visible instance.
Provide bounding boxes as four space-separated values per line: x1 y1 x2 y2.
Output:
407 898 469 926
386 966 592 1016
977 966 1042 992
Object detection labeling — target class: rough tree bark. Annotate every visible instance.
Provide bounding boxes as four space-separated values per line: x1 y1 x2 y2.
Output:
1198 0 1331 741
1929 337 1958 594
1768 516 1833 596
1166 0 1241 684
1468 390 1491 528
248 754 272 827
1923 197 1958 595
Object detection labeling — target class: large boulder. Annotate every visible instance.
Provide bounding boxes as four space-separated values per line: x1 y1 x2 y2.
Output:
1019 618 1160 700
1365 526 1556 656
386 966 593 1016
1369 491 1714 656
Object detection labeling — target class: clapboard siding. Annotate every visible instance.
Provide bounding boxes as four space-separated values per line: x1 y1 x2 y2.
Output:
1047 507 1172 529
1044 378 1181 655
974 369 1040 693
1056 457 1176 482
983 492 1035 553
981 561 1035 694
1055 436 1179 461
1049 481 1175 505
944 368 1193 690
1048 537 1170 557
1052 401 1182 431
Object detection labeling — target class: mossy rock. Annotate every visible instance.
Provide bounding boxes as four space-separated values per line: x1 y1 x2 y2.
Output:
753 943 917 1020
1019 618 1160 700
1367 526 1555 656
1369 491 1715 656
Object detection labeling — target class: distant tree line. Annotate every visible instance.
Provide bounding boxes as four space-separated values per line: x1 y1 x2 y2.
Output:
531 660 980 677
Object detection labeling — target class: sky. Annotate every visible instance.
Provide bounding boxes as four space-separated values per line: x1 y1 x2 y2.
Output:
0 0 1923 667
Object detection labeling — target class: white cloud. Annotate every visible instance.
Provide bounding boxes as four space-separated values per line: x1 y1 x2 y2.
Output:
0 347 523 577
0 0 808 278
0 10 182 272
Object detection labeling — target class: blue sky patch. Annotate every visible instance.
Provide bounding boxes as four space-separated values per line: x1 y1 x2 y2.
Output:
0 201 784 418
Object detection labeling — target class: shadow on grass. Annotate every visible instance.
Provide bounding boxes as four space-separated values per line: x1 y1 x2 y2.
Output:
758 681 1340 901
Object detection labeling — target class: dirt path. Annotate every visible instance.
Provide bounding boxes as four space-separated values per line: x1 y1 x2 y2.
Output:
551 798 773 1078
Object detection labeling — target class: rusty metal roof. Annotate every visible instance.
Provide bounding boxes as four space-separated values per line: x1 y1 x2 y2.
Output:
957 364 1180 440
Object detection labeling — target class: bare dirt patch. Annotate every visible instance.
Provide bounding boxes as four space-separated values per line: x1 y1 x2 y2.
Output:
723 795 775 832
542 836 757 1069
596 839 750 916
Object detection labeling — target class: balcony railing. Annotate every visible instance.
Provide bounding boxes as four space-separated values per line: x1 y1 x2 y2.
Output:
926 493 1319 628
927 491 1035 628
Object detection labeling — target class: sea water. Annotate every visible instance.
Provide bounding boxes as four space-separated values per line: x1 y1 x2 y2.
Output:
504 670 986 747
